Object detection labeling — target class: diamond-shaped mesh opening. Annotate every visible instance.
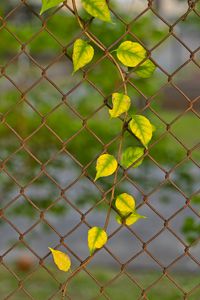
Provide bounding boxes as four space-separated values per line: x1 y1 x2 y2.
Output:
129 9 169 48
152 35 191 74
156 0 189 24
147 276 184 299
105 273 142 299
0 0 199 299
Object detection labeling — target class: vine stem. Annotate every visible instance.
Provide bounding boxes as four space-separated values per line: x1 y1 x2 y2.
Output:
61 1 128 298
61 254 94 299
71 0 127 95
103 112 127 231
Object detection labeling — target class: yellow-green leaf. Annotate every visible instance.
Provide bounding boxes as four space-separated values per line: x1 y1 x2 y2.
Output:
40 0 63 14
49 247 71 272
95 154 117 181
109 93 131 118
134 59 156 78
121 146 144 169
88 227 108 255
115 193 135 214
116 41 147 67
72 39 94 73
81 0 111 22
129 115 153 148
116 213 146 226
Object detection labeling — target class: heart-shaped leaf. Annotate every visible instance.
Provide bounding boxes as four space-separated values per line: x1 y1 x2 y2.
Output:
109 93 131 118
134 59 156 78
40 0 63 14
49 247 71 272
116 213 146 226
88 227 108 255
72 39 94 72
121 146 144 169
95 154 117 181
81 0 111 22
116 41 147 67
129 115 153 148
115 193 135 215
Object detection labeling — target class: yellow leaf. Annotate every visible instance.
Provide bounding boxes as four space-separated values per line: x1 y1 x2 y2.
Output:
95 154 117 181
109 93 131 118
115 193 135 214
49 247 71 272
72 39 94 73
116 213 146 226
81 0 111 22
88 227 108 255
116 41 147 67
129 115 153 148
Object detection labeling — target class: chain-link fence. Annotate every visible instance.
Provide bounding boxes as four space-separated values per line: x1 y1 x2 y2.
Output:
0 0 200 299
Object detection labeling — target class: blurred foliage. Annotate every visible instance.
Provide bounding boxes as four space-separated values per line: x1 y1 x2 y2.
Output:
0 3 199 245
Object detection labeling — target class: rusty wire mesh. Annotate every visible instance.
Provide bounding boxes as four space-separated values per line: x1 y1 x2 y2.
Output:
0 0 200 299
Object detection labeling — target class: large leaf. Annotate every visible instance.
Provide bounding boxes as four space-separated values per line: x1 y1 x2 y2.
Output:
81 0 111 22
88 227 108 255
72 39 94 72
116 213 146 226
40 0 63 14
129 115 153 148
109 93 131 118
134 59 156 78
115 193 135 215
49 248 71 272
121 146 144 169
95 154 117 181
116 41 147 67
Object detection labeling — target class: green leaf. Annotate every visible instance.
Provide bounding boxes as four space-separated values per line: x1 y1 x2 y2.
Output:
81 0 111 22
115 193 135 215
134 59 156 78
72 39 94 73
116 41 147 67
109 93 131 118
129 115 153 148
116 213 146 226
40 0 63 14
95 154 118 181
121 146 144 169
88 227 107 255
49 248 71 272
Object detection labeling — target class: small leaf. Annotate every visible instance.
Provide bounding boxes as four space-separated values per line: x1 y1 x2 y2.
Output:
49 247 71 272
116 41 147 67
81 0 111 22
115 193 135 215
40 0 63 14
88 227 108 255
72 39 94 73
134 59 156 78
121 146 144 169
95 154 118 181
109 93 131 118
129 115 153 148
116 213 146 226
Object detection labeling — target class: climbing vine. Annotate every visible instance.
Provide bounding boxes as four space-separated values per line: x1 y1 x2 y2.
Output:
40 0 156 297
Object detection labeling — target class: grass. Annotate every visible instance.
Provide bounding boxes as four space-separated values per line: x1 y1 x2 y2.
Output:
0 265 199 300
